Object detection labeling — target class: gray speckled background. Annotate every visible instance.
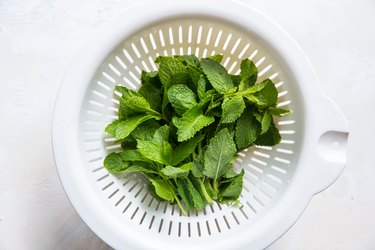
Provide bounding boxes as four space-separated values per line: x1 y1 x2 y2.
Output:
1 0 374 249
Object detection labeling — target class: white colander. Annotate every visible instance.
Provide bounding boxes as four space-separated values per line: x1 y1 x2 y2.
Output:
52 0 349 249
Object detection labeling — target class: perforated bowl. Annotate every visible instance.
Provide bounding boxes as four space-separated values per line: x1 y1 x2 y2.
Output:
52 0 349 249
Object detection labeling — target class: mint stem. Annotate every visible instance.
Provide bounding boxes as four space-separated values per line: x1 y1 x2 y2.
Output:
199 178 213 204
165 178 187 216
213 179 219 193
174 194 188 216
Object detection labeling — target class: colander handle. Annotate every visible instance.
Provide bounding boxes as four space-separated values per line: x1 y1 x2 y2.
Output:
311 96 349 194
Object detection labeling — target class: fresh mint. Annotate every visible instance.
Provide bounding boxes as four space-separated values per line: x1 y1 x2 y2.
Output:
103 55 289 216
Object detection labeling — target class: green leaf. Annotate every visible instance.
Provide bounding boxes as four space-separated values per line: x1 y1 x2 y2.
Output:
235 107 261 150
148 183 165 201
246 79 278 108
219 169 244 200
141 70 161 87
239 77 257 92
221 96 246 123
149 178 175 202
116 86 161 115
120 95 155 115
201 58 234 94
191 151 205 178
171 135 204 166
261 111 272 135
240 59 257 79
177 179 194 211
130 119 160 140
121 139 137 150
203 128 237 180
138 84 162 112
115 114 159 140
120 149 151 163
153 125 170 144
204 179 217 200
177 178 206 211
206 54 223 63
255 120 281 146
223 168 238 179
175 55 200 67
187 66 203 87
268 107 290 117
104 152 131 173
118 99 138 119
105 120 120 136
230 74 242 87
186 178 206 210
167 84 197 115
161 163 192 179
121 164 157 174
137 140 173 165
156 56 189 86
173 105 215 142
197 76 206 101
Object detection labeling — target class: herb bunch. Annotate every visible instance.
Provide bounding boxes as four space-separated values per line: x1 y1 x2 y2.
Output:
104 55 289 216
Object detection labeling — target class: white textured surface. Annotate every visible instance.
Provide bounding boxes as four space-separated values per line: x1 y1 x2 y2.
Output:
0 0 374 249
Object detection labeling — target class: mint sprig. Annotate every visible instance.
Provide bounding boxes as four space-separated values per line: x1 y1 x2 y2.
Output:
103 55 290 216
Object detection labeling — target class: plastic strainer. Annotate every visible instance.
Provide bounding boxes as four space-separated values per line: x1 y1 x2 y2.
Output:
52 0 349 249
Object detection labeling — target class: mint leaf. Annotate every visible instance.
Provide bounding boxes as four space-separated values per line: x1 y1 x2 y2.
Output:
246 79 278 108
167 84 197 115
156 56 191 111
116 86 161 116
148 183 165 201
191 151 205 178
130 119 160 140
104 152 131 173
138 84 162 112
230 74 242 87
121 164 157 175
177 178 206 211
120 95 156 115
161 163 192 179
156 56 188 86
120 149 151 163
203 128 237 180
149 178 174 202
118 99 138 119
172 135 204 166
239 59 257 91
201 58 234 94
115 114 159 140
240 59 257 80
186 178 206 210
121 139 137 150
105 120 120 137
206 54 223 64
221 96 246 123
175 55 200 67
141 70 161 87
177 179 194 211
261 111 272 135
223 168 238 179
255 120 281 146
235 107 261 150
268 107 290 116
219 169 244 200
173 105 215 142
137 139 173 165
153 125 170 144
197 76 206 101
